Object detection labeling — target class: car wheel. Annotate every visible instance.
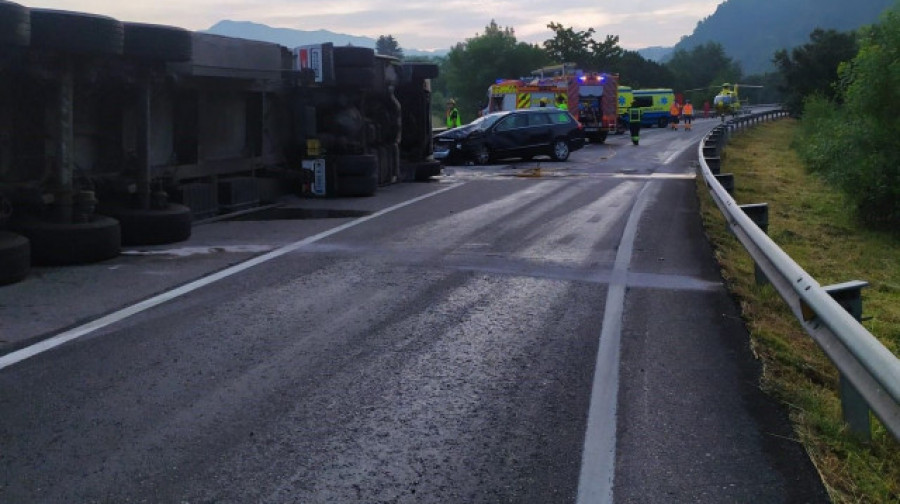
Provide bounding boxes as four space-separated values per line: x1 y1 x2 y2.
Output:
0 231 30 285
551 140 570 161
474 145 491 165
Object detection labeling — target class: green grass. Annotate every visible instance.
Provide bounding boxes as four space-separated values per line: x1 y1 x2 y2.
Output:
696 119 900 503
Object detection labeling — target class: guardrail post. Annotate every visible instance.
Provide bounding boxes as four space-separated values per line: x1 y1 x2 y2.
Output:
714 173 734 195
740 203 769 285
824 280 872 440
705 157 721 174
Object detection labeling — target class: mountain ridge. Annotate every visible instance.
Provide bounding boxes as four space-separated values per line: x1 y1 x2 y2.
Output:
203 20 448 57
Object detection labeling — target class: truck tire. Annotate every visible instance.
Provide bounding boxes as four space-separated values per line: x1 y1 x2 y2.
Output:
334 67 376 89
0 1 30 47
333 154 378 178
333 46 375 68
15 215 121 265
657 117 668 128
336 174 377 197
123 22 192 62
591 131 608 144
30 9 124 55
102 203 192 245
0 231 30 285
401 63 439 82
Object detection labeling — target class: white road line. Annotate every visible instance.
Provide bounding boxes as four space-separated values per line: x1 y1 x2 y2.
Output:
576 181 656 504
0 183 464 371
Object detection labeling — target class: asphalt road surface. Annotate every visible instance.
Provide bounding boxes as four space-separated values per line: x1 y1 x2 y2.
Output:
0 119 829 503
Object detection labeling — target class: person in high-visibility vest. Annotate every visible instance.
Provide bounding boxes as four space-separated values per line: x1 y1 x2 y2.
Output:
628 107 642 146
556 95 568 111
446 99 461 128
669 101 681 130
682 100 694 131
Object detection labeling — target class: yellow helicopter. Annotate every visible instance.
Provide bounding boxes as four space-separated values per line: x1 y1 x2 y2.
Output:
687 83 763 121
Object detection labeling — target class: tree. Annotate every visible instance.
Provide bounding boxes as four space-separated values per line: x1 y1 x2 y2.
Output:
376 35 404 59
796 7 900 226
611 50 675 88
543 22 622 70
773 28 858 115
666 42 742 93
438 21 550 121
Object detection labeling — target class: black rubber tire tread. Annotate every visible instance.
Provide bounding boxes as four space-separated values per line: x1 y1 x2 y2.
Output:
0 231 30 285
550 139 570 161
401 63 439 81
592 131 608 144
103 203 192 245
30 9 124 56
333 46 375 68
333 154 378 178
334 67 376 89
0 1 30 47
336 174 377 197
123 22 192 62
413 160 442 182
474 144 491 165
15 215 121 265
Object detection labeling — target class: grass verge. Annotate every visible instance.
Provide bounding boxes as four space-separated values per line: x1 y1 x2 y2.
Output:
696 119 900 503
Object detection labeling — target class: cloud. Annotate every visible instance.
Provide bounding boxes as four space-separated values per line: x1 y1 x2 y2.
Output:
20 0 722 51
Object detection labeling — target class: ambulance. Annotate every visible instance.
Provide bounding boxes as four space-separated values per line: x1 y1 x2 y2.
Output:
619 88 676 128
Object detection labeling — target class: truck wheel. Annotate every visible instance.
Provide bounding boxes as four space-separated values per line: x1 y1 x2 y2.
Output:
336 174 377 197
30 9 124 55
102 203 192 246
333 46 375 68
592 131 608 144
550 139 570 161
334 67 376 89
657 117 668 128
0 231 30 285
15 215 121 265
333 154 378 178
123 22 192 61
0 1 30 47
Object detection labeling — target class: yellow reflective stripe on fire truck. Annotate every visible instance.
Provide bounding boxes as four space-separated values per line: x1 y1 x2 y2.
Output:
517 93 531 109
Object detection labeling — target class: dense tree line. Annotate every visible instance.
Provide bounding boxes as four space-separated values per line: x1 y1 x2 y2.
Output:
794 6 900 227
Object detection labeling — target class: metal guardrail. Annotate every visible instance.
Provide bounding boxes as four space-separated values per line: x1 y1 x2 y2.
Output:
697 111 900 441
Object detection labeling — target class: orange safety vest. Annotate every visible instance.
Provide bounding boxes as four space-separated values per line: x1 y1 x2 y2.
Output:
670 103 681 116
683 103 694 116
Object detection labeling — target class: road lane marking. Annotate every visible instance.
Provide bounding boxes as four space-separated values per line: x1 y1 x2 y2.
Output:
577 181 657 504
0 183 464 371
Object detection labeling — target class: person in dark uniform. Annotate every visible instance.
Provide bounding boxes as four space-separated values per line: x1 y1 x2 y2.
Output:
628 107 642 146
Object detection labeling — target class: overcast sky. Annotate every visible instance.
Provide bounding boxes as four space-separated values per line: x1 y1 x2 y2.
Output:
21 0 723 51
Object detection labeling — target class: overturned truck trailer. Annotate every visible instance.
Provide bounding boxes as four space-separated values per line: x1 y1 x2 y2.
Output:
0 1 440 280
